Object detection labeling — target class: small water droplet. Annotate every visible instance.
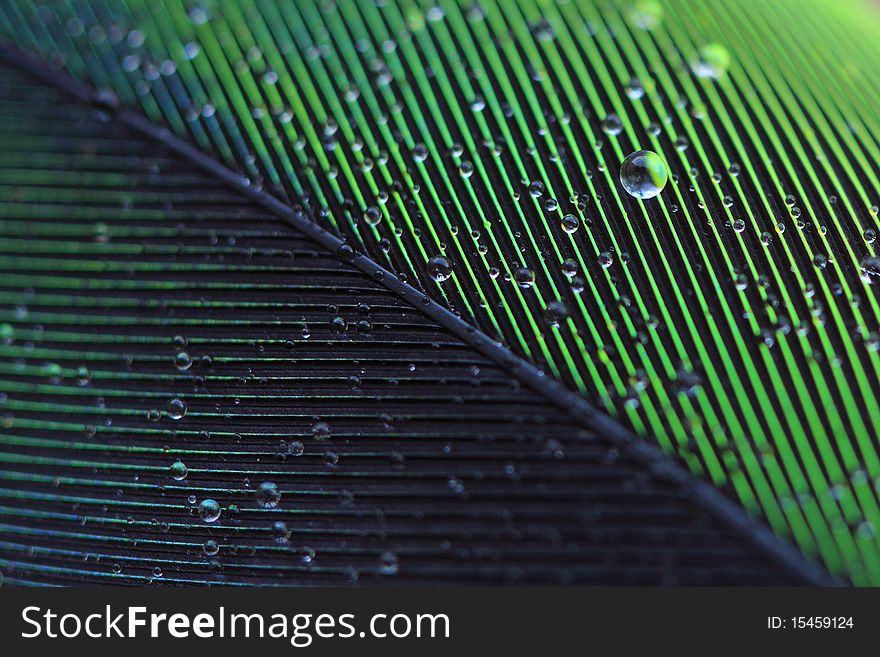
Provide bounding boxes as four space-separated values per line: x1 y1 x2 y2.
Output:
692 43 731 79
272 521 291 541
628 0 663 30
412 143 428 162
624 78 644 99
545 301 569 326
93 88 121 112
312 420 332 439
601 113 623 136
378 551 399 575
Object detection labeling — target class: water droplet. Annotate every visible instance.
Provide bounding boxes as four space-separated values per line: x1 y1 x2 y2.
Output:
619 150 668 199
426 255 453 282
76 365 91 386
311 420 332 439
167 398 187 420
198 499 221 523
363 206 382 226
256 481 281 509
561 258 579 278
174 352 192 371
514 267 536 289
599 251 614 268
93 88 121 112
545 301 569 326
628 0 663 30
624 78 645 100
169 460 188 481
412 143 428 162
0 323 13 344
601 113 623 136
188 6 210 24
45 362 63 384
692 43 731 79
272 521 291 541
379 551 399 575
560 214 579 234
203 539 219 556
860 256 880 282
183 42 200 60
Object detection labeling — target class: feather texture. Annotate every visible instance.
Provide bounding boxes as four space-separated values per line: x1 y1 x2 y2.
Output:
1 0 879 583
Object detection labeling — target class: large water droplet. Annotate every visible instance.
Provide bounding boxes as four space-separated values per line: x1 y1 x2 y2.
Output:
514 267 536 289
167 398 187 420
363 206 382 226
174 352 192 371
169 460 188 481
619 150 668 199
256 481 281 509
426 255 453 282
560 214 579 234
198 499 221 523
